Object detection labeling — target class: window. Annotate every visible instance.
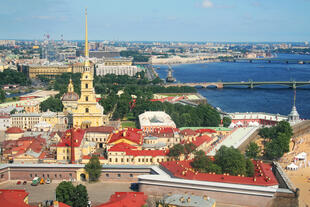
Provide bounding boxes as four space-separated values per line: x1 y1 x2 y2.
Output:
55 174 57 178
69 173 72 177
106 174 109 177
60 174 62 178
35 174 37 177
85 96 88 101
85 83 88 88
85 108 89 113
130 174 133 177
47 174 49 178
121 158 124 162
117 174 121 178
43 174 45 178
30 174 32 178
115 158 118 162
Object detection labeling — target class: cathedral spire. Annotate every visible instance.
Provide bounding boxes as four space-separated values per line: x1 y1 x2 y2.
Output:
84 8 89 58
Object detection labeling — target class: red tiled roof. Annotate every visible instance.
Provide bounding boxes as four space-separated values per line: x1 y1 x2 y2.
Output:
149 127 178 137
108 129 143 145
0 189 33 207
195 129 217 134
180 129 197 136
108 143 168 157
161 160 278 186
5 127 24 134
86 126 115 134
95 192 147 207
182 135 213 147
109 143 138 151
56 128 85 147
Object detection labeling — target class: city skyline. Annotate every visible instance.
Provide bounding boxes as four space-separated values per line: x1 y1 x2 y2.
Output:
0 0 309 42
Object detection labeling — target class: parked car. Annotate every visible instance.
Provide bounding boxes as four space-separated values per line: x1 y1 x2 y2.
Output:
45 178 51 184
23 181 27 185
31 177 40 186
16 181 21 185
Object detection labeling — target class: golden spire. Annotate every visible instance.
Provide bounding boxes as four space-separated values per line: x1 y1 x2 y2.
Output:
84 8 89 58
68 78 74 92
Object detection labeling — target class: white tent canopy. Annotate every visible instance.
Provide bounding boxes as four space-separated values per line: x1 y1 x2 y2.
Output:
286 163 298 170
295 152 307 160
229 122 236 128
252 121 260 127
236 121 243 126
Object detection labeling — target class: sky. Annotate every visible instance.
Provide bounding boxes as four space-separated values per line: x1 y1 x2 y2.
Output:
0 0 309 42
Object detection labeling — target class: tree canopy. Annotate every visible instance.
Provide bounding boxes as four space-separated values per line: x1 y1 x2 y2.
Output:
0 69 30 86
40 97 64 112
0 89 5 103
85 155 102 182
245 142 260 159
259 121 293 160
56 181 88 207
191 146 254 177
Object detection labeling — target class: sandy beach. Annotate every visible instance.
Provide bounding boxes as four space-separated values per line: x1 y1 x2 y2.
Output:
279 133 310 207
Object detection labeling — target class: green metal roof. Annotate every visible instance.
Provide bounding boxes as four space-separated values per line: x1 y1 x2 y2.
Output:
179 126 232 131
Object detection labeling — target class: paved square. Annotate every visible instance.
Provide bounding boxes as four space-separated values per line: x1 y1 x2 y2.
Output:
0 181 133 205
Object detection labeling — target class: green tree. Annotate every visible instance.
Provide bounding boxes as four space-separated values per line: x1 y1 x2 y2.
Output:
262 121 293 160
214 146 247 176
74 184 89 207
245 142 260 159
56 181 76 206
40 97 64 112
168 144 185 159
85 155 102 182
222 117 232 127
0 89 5 103
184 143 196 156
245 158 254 177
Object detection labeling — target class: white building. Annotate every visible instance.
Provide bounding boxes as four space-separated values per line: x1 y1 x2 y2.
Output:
139 111 176 132
96 65 142 77
0 113 10 130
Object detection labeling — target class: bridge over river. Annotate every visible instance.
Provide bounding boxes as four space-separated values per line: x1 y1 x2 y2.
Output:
166 81 310 89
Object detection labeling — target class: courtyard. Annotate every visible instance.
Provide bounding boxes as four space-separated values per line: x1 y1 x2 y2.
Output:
0 181 133 206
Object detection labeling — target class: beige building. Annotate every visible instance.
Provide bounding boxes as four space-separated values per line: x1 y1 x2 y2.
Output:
72 62 94 74
103 58 133 66
84 126 115 148
10 113 42 130
28 64 72 79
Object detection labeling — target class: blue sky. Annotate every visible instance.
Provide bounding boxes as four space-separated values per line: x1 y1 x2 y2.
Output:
0 0 309 42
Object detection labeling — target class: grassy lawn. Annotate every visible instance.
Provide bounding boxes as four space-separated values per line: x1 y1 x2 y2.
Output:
121 121 137 128
123 112 136 121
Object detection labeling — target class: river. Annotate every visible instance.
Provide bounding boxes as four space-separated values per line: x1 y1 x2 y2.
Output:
155 54 310 119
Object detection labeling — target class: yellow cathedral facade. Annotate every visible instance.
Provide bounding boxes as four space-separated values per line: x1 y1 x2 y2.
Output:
63 9 107 129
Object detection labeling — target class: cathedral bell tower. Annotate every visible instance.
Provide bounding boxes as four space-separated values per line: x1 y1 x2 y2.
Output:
71 8 106 129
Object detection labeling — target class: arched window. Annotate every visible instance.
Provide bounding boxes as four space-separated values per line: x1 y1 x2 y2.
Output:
85 83 88 89
85 96 88 101
85 108 89 113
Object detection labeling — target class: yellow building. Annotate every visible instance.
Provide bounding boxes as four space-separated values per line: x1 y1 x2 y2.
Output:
71 8 107 129
28 64 72 79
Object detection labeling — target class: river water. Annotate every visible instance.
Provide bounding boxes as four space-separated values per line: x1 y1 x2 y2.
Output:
156 54 310 119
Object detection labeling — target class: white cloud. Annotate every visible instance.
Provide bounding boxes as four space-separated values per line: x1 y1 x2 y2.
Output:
202 0 214 8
